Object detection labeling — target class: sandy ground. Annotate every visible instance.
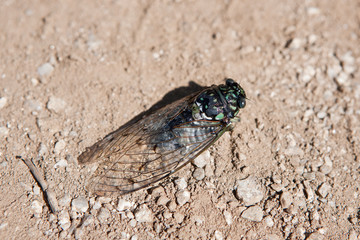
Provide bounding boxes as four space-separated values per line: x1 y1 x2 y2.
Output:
0 0 360 239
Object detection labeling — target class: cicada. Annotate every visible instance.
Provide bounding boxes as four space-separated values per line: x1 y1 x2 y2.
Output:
78 78 246 195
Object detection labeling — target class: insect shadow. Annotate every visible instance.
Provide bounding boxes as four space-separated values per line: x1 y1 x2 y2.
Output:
101 81 205 141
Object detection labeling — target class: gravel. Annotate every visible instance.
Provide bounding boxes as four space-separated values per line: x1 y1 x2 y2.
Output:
241 206 263 222
47 96 67 113
117 199 133 211
134 205 153 223
234 177 264 206
72 197 89 212
175 190 191 206
37 63 54 77
0 97 7 109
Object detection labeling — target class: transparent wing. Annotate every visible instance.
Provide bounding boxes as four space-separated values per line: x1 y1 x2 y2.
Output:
78 95 227 195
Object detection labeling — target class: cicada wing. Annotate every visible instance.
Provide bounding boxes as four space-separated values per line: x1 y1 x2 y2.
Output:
79 94 226 196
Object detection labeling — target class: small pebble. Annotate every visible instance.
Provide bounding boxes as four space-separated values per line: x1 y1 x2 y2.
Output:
82 214 94 227
307 232 324 240
157 196 170 206
0 222 8 230
33 186 41 195
97 207 111 223
317 182 331 198
193 151 210 168
264 216 274 227
129 219 137 227
303 182 314 201
303 172 315 180
174 178 187 190
193 168 205 180
176 190 190 206
163 211 172 219
241 206 263 222
307 7 320 15
54 159 68 168
31 200 43 215
38 143 48 156
47 96 67 113
174 212 185 224
0 126 9 137
54 140 66 154
235 177 264 206
37 62 54 77
280 191 293 209
59 194 71 207
134 205 153 223
130 235 138 240
72 196 89 212
92 201 102 210
214 230 223 240
288 38 303 49
117 199 133 211
223 210 233 225
0 97 7 109
317 111 327 119
58 210 71 230
126 211 134 219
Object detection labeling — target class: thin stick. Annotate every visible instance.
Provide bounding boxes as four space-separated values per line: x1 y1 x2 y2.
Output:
17 156 59 213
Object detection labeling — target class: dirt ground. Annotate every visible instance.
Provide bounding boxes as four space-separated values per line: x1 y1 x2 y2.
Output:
1 0 359 239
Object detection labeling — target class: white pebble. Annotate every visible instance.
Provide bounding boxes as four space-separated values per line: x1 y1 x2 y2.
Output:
97 208 111 223
157 196 170 206
174 178 187 190
307 7 320 15
241 206 263 222
235 177 264 206
117 199 133 211
134 205 153 223
58 210 71 230
264 216 274 227
174 212 185 224
38 143 48 156
336 72 349 85
54 140 66 154
31 200 43 214
59 194 71 207
193 168 205 180
317 111 327 119
0 126 9 137
214 230 223 240
0 222 8 230
223 210 233 225
289 38 303 49
0 97 7 109
129 219 137 227
176 190 190 206
193 151 210 168
47 96 67 113
280 191 293 209
24 99 42 112
318 182 331 198
72 196 89 212
37 63 54 77
33 186 41 195
92 201 102 210
54 159 68 168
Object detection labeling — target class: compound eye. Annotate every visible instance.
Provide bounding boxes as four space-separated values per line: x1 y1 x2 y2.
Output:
238 98 246 108
226 78 235 86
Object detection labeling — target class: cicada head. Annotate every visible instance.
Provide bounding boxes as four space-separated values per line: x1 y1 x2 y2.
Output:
192 78 246 122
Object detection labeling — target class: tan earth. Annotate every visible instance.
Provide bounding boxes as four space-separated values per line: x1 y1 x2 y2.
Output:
1 0 359 239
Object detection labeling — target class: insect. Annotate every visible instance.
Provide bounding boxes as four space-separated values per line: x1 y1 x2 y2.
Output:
78 78 246 195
